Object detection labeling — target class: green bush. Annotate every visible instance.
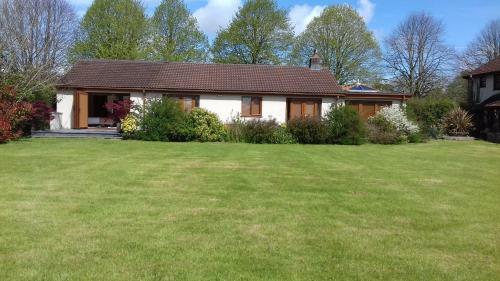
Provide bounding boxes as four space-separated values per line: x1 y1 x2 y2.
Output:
325 105 366 145
367 115 405 144
134 97 193 141
226 117 296 144
406 97 456 137
287 117 328 144
187 108 226 142
269 125 297 144
241 119 278 144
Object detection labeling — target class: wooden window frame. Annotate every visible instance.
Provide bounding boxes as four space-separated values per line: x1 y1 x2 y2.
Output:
164 95 199 112
286 98 322 121
241 96 262 117
479 76 487 88
494 73 500 90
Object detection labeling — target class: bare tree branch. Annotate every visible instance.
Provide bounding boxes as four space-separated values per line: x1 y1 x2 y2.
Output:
459 19 500 71
0 0 77 97
384 13 454 97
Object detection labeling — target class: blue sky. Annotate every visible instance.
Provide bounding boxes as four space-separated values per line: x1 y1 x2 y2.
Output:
68 0 500 51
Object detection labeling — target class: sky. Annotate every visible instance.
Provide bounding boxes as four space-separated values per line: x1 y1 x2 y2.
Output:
68 0 500 51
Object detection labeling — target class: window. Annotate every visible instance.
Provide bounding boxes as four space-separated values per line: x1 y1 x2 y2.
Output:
479 76 486 88
287 99 321 120
494 73 500 90
241 96 262 117
168 95 199 112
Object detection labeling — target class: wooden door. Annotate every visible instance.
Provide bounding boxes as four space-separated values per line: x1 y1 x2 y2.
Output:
288 100 302 120
73 91 88 129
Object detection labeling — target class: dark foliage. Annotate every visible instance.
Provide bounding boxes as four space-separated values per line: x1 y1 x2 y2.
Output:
134 97 193 142
31 101 54 130
325 105 366 145
405 97 456 138
287 117 328 144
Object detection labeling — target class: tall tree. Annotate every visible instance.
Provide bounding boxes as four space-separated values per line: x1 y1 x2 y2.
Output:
70 0 147 60
149 0 209 62
211 0 294 64
384 13 454 97
0 0 77 98
460 19 500 71
291 5 381 85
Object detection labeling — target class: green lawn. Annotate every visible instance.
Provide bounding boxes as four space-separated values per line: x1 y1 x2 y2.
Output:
0 139 499 281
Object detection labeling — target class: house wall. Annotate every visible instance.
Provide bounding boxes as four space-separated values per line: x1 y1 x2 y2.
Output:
51 90 74 130
55 89 407 130
472 74 500 103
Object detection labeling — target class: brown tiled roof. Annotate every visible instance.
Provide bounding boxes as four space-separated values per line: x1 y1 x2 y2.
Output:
58 60 344 95
471 56 500 76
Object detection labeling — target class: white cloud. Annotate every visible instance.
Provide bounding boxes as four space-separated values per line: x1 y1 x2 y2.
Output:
288 4 325 35
357 0 375 23
193 0 241 35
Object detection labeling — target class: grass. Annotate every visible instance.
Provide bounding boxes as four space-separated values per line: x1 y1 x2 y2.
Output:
0 139 499 281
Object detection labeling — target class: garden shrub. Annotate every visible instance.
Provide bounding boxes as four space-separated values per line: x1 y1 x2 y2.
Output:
406 97 456 137
187 108 226 142
31 101 54 131
440 108 473 136
325 105 366 145
377 106 419 135
226 116 246 143
367 107 419 144
134 97 193 141
0 87 31 143
287 117 328 144
269 125 296 144
104 99 134 124
241 119 280 144
367 115 405 144
121 114 138 139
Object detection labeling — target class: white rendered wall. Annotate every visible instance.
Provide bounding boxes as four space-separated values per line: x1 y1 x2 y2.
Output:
51 90 74 129
198 94 242 123
322 97 341 117
261 96 287 123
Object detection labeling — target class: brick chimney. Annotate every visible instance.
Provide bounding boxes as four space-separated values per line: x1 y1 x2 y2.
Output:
309 49 321 70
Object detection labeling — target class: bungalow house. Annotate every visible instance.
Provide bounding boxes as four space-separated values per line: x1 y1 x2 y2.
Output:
52 53 410 130
463 56 500 142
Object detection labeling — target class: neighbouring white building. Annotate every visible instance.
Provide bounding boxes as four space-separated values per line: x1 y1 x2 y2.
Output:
53 52 411 130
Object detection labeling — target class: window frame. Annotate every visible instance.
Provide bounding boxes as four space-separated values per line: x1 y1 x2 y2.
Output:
164 94 200 112
479 76 487 88
241 96 262 117
494 73 500 90
287 98 322 121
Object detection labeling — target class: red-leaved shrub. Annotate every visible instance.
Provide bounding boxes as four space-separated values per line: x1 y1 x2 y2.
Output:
31 101 54 130
0 87 32 143
104 100 133 123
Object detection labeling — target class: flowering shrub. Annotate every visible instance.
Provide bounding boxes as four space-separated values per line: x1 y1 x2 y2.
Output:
187 108 226 142
367 106 420 144
121 114 138 138
367 115 405 144
0 87 31 143
376 106 419 135
31 101 54 130
441 108 473 136
104 100 134 123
